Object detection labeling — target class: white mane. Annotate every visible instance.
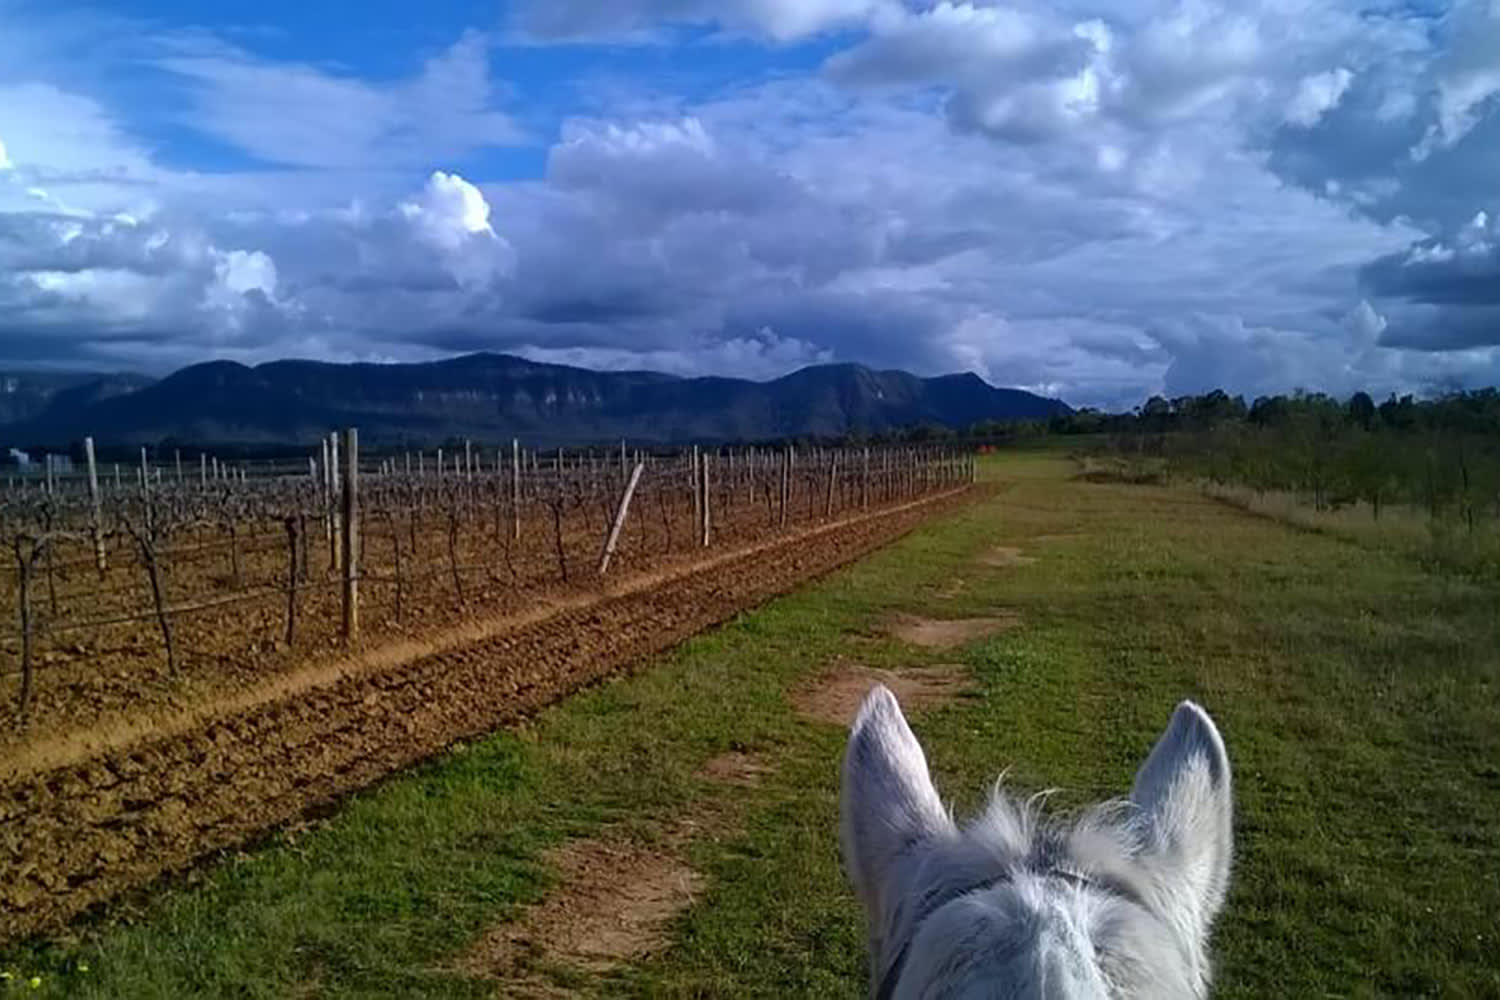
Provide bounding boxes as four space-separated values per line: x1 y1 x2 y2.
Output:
841 687 1233 999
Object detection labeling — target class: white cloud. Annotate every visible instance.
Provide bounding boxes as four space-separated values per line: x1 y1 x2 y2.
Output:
1286 68 1354 128
1343 300 1388 341
401 171 496 247
210 248 277 300
397 170 514 289
1413 0 1500 157
153 31 522 168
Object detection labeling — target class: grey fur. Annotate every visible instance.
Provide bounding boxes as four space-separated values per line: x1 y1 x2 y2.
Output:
841 687 1233 999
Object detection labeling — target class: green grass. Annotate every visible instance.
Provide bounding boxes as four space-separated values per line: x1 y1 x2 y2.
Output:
4 453 1497 997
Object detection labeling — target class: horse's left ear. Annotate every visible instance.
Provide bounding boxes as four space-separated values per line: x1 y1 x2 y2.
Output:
841 686 955 922
1131 701 1233 943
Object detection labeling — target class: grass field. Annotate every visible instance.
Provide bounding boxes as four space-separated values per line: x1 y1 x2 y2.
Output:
4 452 1497 997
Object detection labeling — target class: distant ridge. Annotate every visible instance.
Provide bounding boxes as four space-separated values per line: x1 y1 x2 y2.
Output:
2 353 1070 447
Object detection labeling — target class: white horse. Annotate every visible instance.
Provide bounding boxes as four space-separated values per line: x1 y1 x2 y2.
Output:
841 687 1232 999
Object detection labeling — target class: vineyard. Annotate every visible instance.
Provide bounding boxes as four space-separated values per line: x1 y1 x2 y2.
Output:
2 435 972 741
0 431 974 942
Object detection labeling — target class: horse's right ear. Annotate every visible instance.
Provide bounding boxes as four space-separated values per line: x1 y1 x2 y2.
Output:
1131 701 1234 948
841 685 954 920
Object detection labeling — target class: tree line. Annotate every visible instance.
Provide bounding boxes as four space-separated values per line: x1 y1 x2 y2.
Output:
1043 390 1500 548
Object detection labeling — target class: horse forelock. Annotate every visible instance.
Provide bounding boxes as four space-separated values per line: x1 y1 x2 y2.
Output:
873 786 1206 1000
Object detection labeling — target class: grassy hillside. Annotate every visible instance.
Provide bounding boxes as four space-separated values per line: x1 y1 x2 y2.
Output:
4 453 1496 997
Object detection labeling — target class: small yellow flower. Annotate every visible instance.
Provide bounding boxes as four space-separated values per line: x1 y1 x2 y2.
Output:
28 975 41 989
77 961 90 973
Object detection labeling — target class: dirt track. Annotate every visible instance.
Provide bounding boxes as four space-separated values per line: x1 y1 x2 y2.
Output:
0 486 972 943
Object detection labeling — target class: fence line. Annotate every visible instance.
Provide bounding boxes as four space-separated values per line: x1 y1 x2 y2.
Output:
2 433 976 725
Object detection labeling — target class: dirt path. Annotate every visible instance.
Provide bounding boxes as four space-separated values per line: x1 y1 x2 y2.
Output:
0 487 974 944
457 651 980 996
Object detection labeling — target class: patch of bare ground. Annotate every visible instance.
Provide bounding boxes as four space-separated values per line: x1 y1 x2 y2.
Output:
698 749 771 787
881 611 1022 649
793 662 976 727
981 545 1037 567
1031 532 1084 544
458 756 768 993
458 836 704 984
933 577 968 599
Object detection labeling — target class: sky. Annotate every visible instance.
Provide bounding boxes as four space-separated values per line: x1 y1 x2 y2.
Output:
1 0 1499 409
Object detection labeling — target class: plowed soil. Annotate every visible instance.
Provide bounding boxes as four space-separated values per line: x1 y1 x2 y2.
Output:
0 487 973 944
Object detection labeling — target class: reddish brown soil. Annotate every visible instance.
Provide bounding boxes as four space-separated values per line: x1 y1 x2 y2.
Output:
697 750 772 787
459 836 703 981
0 487 973 943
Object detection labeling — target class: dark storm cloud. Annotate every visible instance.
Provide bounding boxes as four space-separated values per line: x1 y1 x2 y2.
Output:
1361 242 1500 306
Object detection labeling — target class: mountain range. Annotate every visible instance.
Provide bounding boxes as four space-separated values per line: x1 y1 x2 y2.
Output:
1 353 1069 448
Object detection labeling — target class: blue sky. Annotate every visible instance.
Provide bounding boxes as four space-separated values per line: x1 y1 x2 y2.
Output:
2 0 1499 408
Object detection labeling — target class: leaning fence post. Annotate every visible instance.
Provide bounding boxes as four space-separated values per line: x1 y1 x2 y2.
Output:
599 461 645 575
340 427 359 640
84 436 107 574
825 450 838 519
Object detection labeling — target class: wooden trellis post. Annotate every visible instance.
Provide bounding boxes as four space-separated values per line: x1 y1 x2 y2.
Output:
284 517 298 646
327 435 341 573
700 450 712 547
862 447 870 509
691 445 701 537
340 427 359 641
511 438 522 540
780 446 791 528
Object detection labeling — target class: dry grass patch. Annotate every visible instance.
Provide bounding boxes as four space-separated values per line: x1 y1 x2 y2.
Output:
981 545 1037 567
934 577 969 600
793 662 976 727
881 612 1022 649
